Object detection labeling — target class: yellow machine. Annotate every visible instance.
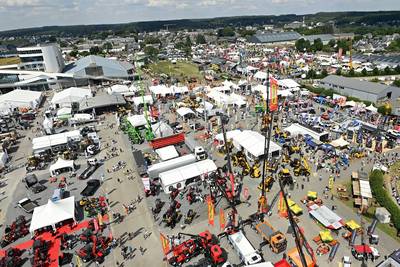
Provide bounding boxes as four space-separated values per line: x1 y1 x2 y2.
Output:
352 151 365 158
290 158 301 168
27 156 40 168
218 140 233 154
62 150 76 160
265 161 278 173
250 162 261 178
258 176 274 191
241 159 251 176
232 151 245 167
282 153 290 164
279 169 293 185
294 157 311 176
261 114 272 132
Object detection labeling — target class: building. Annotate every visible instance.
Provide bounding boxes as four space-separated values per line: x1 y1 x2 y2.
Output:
63 55 135 80
376 249 400 267
249 31 302 44
319 75 400 115
17 44 65 73
302 34 335 45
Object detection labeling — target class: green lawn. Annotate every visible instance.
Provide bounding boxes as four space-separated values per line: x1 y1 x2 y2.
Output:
0 57 20 66
148 61 203 81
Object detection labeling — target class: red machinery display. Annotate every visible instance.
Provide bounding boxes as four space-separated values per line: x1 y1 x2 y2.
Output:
1 216 29 248
167 231 226 266
76 235 111 263
31 238 51 267
0 248 24 267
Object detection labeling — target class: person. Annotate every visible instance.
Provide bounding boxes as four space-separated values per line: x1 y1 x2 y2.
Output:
117 178 121 183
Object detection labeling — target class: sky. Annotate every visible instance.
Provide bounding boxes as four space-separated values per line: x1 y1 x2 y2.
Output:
0 0 399 31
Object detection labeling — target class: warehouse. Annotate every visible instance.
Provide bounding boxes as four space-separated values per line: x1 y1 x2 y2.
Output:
249 31 302 44
319 75 400 115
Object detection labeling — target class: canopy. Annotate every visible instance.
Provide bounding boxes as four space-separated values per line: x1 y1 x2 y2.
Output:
51 87 91 106
156 145 179 161
307 191 318 200
353 245 372 254
330 137 350 148
127 114 147 127
309 204 344 230
346 220 361 230
344 100 357 107
30 196 76 234
278 90 293 97
176 107 195 118
254 71 267 80
49 158 75 176
319 230 334 242
366 104 378 113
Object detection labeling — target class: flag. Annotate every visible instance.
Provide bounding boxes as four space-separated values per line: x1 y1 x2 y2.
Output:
229 173 235 196
97 213 103 226
243 187 249 200
278 192 287 217
219 208 225 231
93 218 99 232
329 176 334 190
269 76 278 112
75 255 83 267
207 196 215 226
160 233 170 255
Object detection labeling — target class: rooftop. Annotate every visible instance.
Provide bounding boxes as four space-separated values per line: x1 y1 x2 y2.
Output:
249 31 301 44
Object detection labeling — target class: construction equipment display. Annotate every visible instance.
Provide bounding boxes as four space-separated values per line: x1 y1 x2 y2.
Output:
293 157 311 177
255 220 287 254
166 231 226 266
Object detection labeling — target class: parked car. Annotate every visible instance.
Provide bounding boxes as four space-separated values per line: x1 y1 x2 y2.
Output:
342 256 351 267
23 174 46 193
78 163 99 180
81 179 101 196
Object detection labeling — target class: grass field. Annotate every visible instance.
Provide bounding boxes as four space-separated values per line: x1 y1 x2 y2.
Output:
148 61 203 81
0 57 20 66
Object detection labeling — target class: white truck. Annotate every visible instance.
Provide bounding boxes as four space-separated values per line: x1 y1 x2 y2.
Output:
185 137 207 160
147 154 197 179
228 231 262 265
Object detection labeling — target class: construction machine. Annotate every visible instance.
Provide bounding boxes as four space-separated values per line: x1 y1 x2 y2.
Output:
257 176 274 192
250 161 261 178
290 158 301 168
279 169 293 186
265 161 278 173
284 144 300 155
167 231 226 266
282 153 290 164
255 220 287 254
62 150 77 160
293 157 311 177
26 155 46 172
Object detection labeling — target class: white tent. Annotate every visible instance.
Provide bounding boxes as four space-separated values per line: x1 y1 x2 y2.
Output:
51 87 92 107
308 204 344 230
0 151 8 169
131 95 153 107
56 107 72 117
127 114 147 127
344 100 357 107
176 107 195 118
108 84 136 96
366 104 378 113
254 71 267 80
156 146 179 161
0 89 43 110
278 90 293 97
30 196 76 234
278 79 300 91
49 158 75 176
330 137 350 148
150 85 172 96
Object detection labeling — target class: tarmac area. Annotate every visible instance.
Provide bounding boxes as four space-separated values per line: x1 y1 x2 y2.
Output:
0 92 399 267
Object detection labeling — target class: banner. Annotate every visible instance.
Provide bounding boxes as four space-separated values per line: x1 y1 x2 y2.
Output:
160 233 170 255
329 176 334 190
278 192 287 217
219 208 225 231
207 196 215 226
333 94 347 107
93 218 99 232
229 173 235 196
97 213 103 226
269 76 279 112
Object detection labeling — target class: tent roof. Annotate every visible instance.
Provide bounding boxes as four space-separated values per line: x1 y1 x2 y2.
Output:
176 107 195 117
232 130 281 158
51 87 91 105
30 196 75 233
278 79 300 88
127 114 147 127
309 204 344 230
366 104 378 113
346 220 361 230
49 158 74 173
156 145 179 161
330 137 350 148
131 95 153 106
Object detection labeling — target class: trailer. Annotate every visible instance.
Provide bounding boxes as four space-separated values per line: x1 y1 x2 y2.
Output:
147 154 197 179
17 198 38 213
185 137 207 160
133 151 147 177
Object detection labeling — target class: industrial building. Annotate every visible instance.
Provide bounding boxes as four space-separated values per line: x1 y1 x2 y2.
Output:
248 31 302 44
17 44 65 73
319 75 400 115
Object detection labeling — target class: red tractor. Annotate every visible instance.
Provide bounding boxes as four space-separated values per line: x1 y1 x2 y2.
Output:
0 248 24 267
1 216 29 248
167 231 226 266
76 235 111 263
31 239 51 267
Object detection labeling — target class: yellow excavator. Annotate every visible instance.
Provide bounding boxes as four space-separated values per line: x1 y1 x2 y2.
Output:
279 168 293 186
293 157 311 176
258 176 275 191
232 151 245 167
282 153 290 164
250 161 261 178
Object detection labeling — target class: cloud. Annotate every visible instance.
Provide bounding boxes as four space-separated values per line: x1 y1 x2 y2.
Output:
0 0 41 7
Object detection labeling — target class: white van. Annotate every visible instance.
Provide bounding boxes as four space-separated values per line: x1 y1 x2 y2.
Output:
228 231 262 265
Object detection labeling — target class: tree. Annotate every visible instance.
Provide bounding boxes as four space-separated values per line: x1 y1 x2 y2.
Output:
384 66 391 75
218 27 235 37
144 36 161 45
335 68 342 76
102 42 113 52
295 38 311 52
328 39 336 48
69 50 78 58
348 68 355 77
372 67 380 76
144 46 159 60
395 65 400 74
313 38 323 51
361 68 367 76
185 36 192 48
89 46 102 55
393 80 400 87
377 103 392 115
196 34 206 44
48 36 57 42
321 69 328 78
